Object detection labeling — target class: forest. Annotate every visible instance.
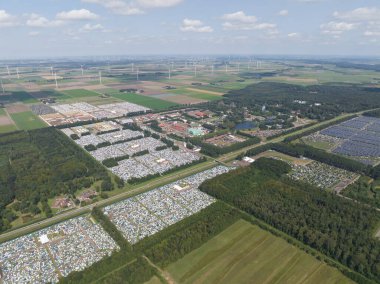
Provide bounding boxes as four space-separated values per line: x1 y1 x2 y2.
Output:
0 128 110 233
224 82 380 120
200 158 380 282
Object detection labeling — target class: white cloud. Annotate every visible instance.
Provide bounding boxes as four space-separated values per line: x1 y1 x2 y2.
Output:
288 32 300 37
180 18 213 33
320 21 357 35
222 11 257 23
333 7 380 22
278 10 289 16
56 9 99 21
83 0 143 15
137 0 183 8
221 11 277 31
28 31 40 36
82 0 179 15
80 23 105 32
364 31 380 37
0 10 18 27
26 13 63 27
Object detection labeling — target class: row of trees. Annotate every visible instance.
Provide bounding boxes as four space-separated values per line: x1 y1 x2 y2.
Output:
200 158 380 282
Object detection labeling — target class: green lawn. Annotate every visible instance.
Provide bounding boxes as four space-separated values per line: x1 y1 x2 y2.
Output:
111 92 178 110
167 219 353 284
62 89 101 99
10 111 47 130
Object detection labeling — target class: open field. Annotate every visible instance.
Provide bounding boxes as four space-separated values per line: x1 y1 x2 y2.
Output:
0 108 6 115
10 111 47 130
0 124 18 133
252 150 312 165
0 91 37 104
109 91 178 110
167 219 353 284
61 88 102 99
170 88 223 101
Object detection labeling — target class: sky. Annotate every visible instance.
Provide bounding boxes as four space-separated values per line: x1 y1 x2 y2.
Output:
0 0 380 58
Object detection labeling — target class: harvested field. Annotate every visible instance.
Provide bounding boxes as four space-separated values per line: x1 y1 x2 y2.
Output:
0 115 14 126
167 219 353 284
159 94 205 104
6 103 29 114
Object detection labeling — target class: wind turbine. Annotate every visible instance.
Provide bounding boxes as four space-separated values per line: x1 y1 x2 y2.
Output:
16 67 20 79
194 64 197 77
237 63 240 73
168 66 171 80
99 71 102 84
54 73 58 89
6 66 10 76
225 64 228 73
0 77 5 94
131 63 134 73
136 67 139 81
211 65 214 75
51 66 54 76
80 65 84 77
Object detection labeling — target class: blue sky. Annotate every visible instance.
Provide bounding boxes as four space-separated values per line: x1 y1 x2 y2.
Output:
0 0 379 58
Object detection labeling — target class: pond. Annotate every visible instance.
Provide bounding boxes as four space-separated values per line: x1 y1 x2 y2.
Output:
235 121 256 130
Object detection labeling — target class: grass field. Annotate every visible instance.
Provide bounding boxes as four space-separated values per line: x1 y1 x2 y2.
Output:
167 220 353 284
0 108 6 116
111 92 178 110
10 111 47 130
62 89 101 99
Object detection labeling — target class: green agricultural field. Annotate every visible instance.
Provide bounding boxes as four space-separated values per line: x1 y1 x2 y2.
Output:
0 124 18 133
167 220 353 284
170 88 222 101
0 108 6 116
62 89 101 98
111 92 178 110
0 91 37 104
10 111 47 130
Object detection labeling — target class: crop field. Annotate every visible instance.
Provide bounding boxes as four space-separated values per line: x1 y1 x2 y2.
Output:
61 89 101 99
110 91 178 110
0 91 37 104
167 220 352 284
10 111 47 130
0 124 18 133
169 88 223 101
0 108 6 115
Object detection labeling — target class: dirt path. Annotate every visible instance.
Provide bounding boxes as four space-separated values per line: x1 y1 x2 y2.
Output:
143 255 176 284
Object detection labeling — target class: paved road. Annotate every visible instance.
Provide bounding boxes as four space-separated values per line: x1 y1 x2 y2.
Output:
1 108 378 243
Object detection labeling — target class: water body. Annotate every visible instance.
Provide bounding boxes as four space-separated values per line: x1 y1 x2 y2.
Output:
235 121 256 130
